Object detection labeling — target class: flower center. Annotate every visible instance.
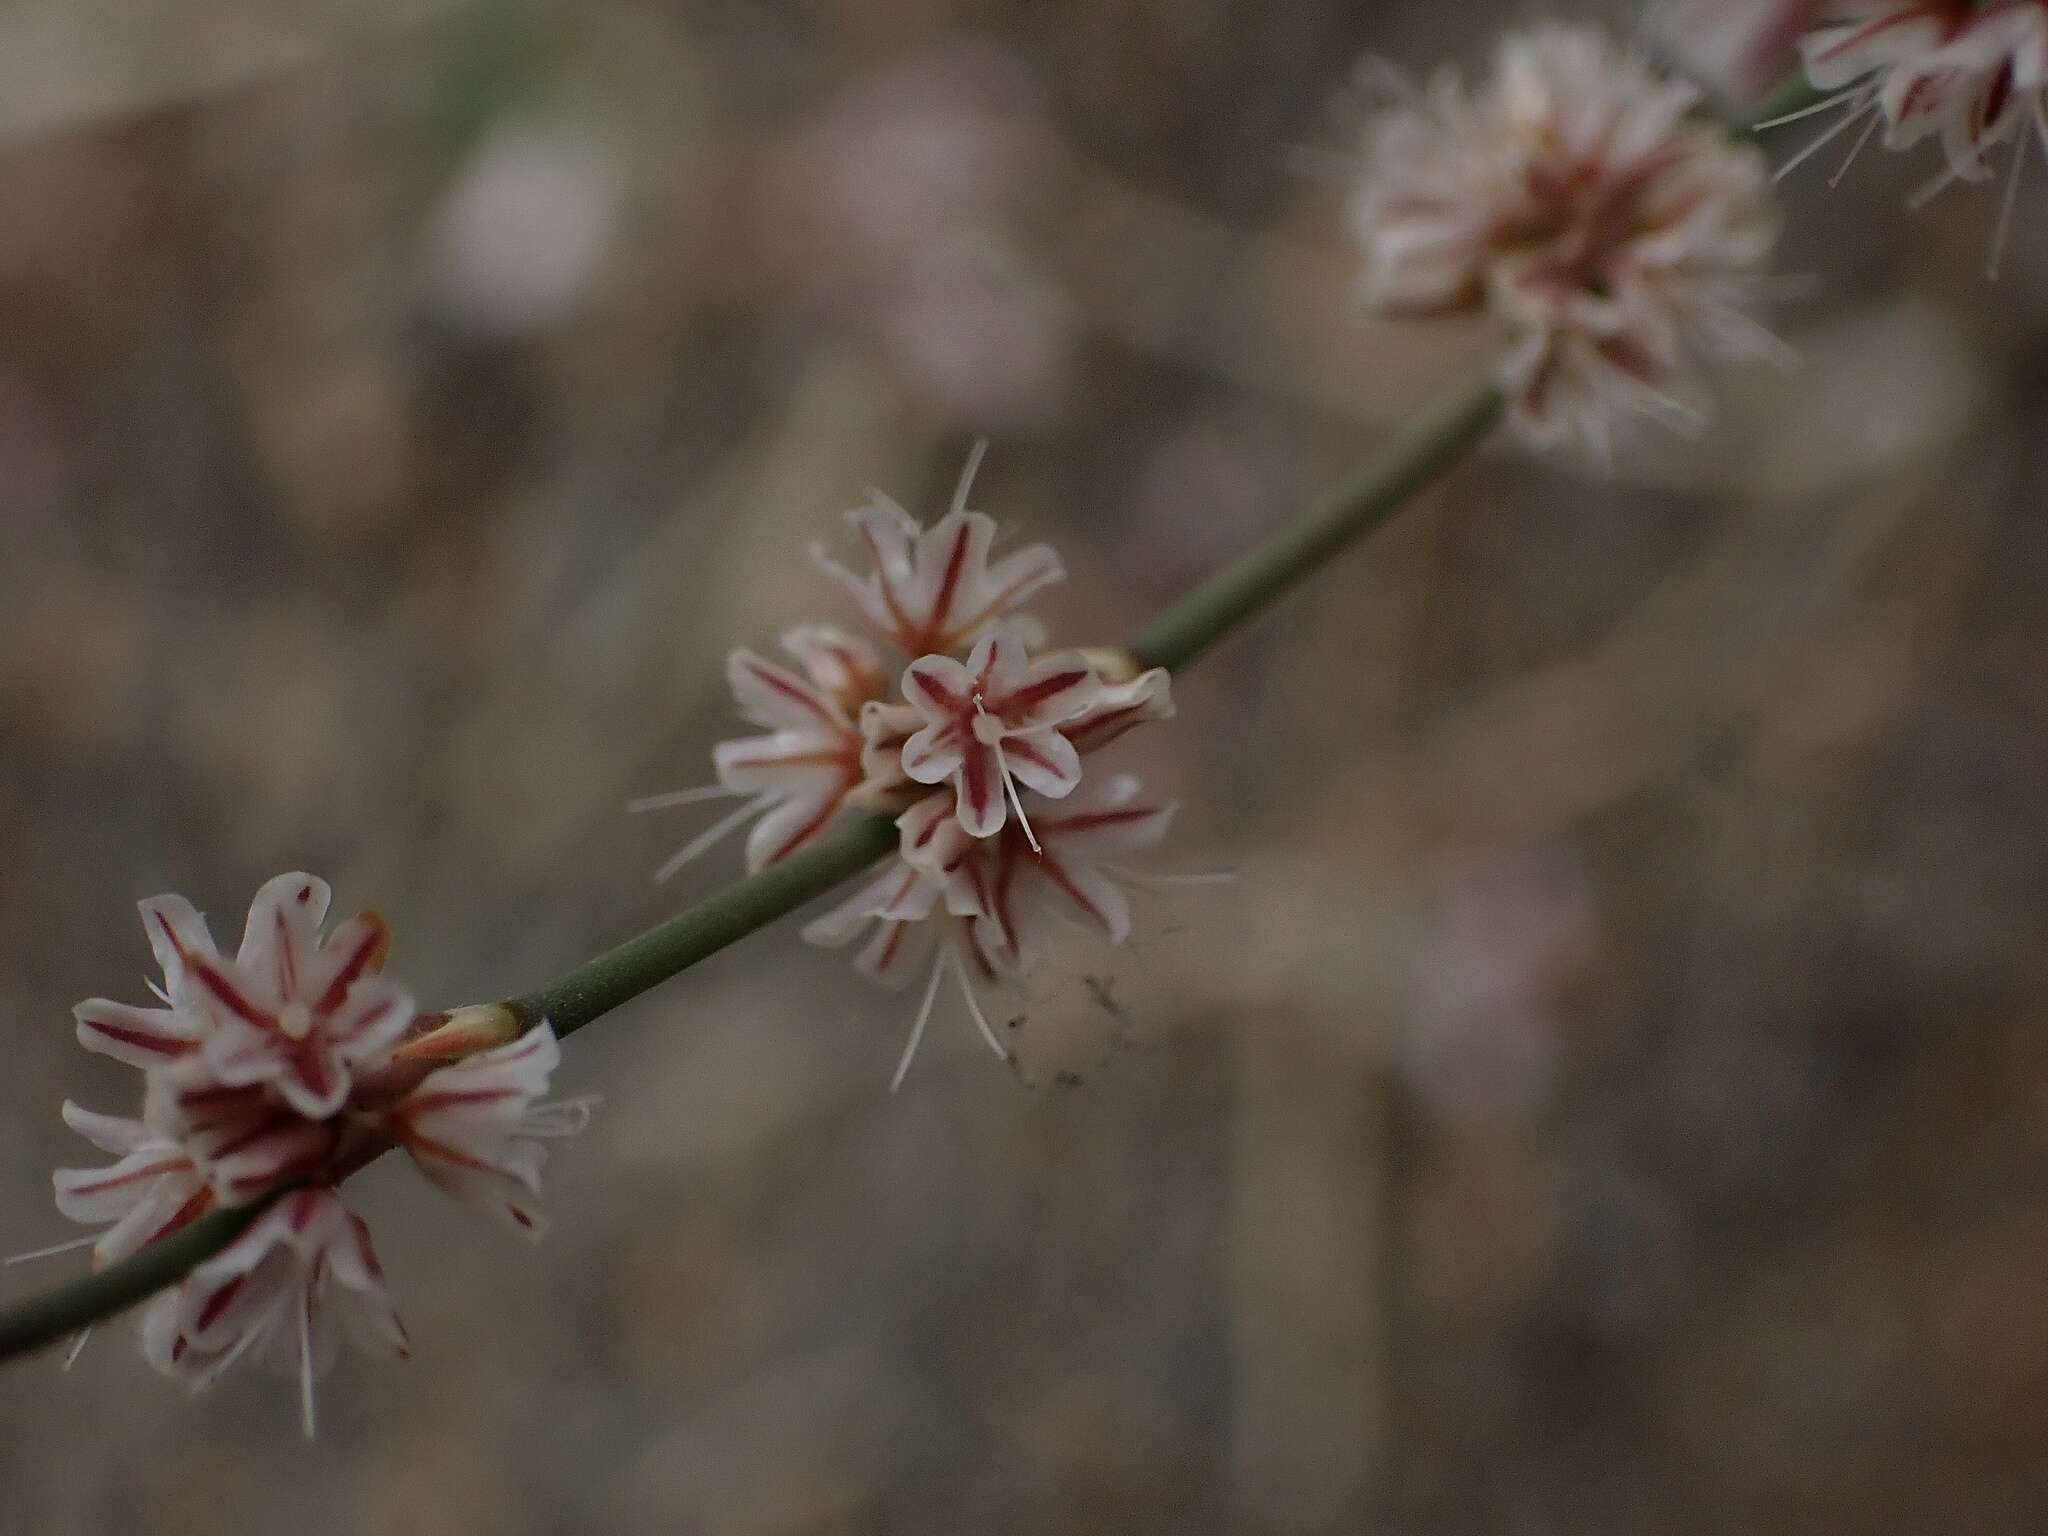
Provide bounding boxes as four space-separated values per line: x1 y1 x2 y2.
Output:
278 1002 315 1041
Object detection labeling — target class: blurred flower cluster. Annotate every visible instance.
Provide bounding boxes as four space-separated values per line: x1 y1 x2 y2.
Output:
48 875 588 1433
642 447 1178 1088
1347 24 1785 460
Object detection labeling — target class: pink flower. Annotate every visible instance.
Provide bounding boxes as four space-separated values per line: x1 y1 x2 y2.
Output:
386 1023 593 1239
141 1187 407 1438
943 774 1179 971
75 874 412 1120
1349 25 1783 460
637 627 887 881
899 628 1102 841
1650 0 1831 97
51 1103 213 1269
811 441 1064 657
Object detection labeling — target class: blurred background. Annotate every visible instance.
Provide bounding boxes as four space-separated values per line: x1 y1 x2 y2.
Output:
2 0 2046 1530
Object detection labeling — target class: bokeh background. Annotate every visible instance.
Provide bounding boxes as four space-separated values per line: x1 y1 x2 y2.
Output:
3 0 2046 1531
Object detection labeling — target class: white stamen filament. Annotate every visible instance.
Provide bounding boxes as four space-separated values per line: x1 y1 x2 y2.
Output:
1754 87 1871 132
973 693 1042 854
61 1328 91 1371
1775 95 1880 185
1989 125 2028 279
950 944 1011 1063
5 1233 99 1266
298 1288 317 1440
626 784 734 814
1829 108 1883 189
654 795 770 884
950 438 989 517
889 951 950 1094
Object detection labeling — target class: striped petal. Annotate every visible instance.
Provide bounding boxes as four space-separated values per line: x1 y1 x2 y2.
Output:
73 998 200 1068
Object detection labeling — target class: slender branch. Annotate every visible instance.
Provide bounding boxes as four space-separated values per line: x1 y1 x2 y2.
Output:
507 812 898 1039
1128 371 1502 672
0 366 1503 1364
0 1201 269 1361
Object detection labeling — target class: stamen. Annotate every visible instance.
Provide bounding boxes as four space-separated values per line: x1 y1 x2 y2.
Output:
973 693 1043 854
147 978 175 1006
950 438 990 518
1988 134 2027 279
5 1233 99 1265
298 1290 317 1440
889 952 949 1094
653 796 770 884
1829 109 1883 189
626 785 734 814
1775 97 1880 184
1753 86 1870 131
1908 163 1964 210
950 944 1012 1063
61 1327 91 1371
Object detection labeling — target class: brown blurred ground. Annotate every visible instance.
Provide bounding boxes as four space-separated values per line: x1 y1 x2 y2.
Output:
2 1 2046 1532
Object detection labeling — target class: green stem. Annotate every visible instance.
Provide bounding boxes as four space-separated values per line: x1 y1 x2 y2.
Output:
0 1201 269 1361
0 366 1503 1365
1129 371 1502 672
508 812 898 1039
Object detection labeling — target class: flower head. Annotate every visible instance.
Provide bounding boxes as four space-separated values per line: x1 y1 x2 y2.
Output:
811 442 1064 658
1349 24 1784 459
899 629 1102 842
1777 3 2048 272
76 873 411 1120
141 1187 408 1438
387 1023 594 1238
34 873 590 1429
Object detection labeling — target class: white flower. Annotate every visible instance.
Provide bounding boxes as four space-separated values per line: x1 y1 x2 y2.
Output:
934 774 1179 973
36 873 594 1424
811 441 1064 657
899 629 1102 842
1777 2 2048 271
1349 25 1784 460
51 1103 212 1270
141 1187 407 1439
636 627 887 881
385 1023 593 1239
75 874 412 1120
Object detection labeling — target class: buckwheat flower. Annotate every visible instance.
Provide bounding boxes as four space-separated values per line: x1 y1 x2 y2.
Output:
811 441 1064 657
74 873 411 1121
50 1103 213 1269
636 626 888 881
1649 0 1829 98
141 1186 407 1438
803 801 1014 1090
385 1023 593 1238
1782 1 2048 269
142 1067 337 1204
899 628 1102 843
1350 25 1784 459
922 774 1179 973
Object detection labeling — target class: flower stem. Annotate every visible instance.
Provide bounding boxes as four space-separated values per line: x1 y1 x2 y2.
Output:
0 1202 268 1361
1128 371 1502 673
0 365 1504 1365
506 811 899 1039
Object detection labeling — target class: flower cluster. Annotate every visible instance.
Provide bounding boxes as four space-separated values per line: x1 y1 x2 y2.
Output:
1347 24 1785 460
641 444 1178 1088
45 875 588 1434
1768 2 2048 270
